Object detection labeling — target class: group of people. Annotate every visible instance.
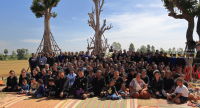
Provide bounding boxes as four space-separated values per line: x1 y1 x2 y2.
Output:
1 49 197 104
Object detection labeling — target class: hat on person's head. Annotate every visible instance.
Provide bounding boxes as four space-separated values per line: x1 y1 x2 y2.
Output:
58 69 64 73
153 70 160 75
48 77 54 82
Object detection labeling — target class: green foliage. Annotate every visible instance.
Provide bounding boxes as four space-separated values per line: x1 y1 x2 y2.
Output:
160 48 165 52
17 48 30 60
129 43 135 51
151 45 155 54
4 49 8 55
0 53 4 60
11 50 17 59
112 42 122 52
168 48 172 54
140 45 147 53
30 0 60 18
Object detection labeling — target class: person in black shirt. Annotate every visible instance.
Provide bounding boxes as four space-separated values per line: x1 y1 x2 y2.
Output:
127 69 136 87
70 69 88 99
41 68 48 87
2 70 18 92
141 69 149 85
91 70 106 96
163 52 170 66
46 77 56 97
113 70 126 97
153 53 160 65
106 79 122 100
29 53 38 74
47 53 54 68
174 67 182 79
163 70 174 93
150 70 167 99
18 69 30 91
147 65 154 83
31 69 41 81
108 68 114 79
102 69 110 87
55 69 69 98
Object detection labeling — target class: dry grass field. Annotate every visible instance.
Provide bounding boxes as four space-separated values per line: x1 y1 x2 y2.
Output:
0 60 28 77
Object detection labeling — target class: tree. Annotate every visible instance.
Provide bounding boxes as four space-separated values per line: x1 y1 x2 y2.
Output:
0 53 4 60
4 49 8 59
129 43 135 51
147 44 151 51
160 48 165 52
30 0 61 53
136 48 140 52
111 42 122 52
161 0 198 51
168 48 172 54
17 48 29 60
87 0 113 54
177 47 184 55
172 47 176 54
140 45 147 53
11 50 17 59
151 45 155 54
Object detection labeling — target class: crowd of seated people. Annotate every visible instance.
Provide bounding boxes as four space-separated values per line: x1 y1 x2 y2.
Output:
1 49 199 104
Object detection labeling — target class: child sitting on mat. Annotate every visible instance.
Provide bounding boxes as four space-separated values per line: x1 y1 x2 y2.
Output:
27 78 38 95
20 79 29 94
32 79 45 98
167 77 188 104
45 77 56 97
106 79 122 100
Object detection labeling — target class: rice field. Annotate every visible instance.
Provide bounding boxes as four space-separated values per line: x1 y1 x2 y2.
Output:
0 60 29 77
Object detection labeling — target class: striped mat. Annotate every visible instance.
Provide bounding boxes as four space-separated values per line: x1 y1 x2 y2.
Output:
0 95 191 108
0 96 138 108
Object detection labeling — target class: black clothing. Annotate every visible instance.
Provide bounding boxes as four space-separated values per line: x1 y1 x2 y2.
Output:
150 78 167 99
163 77 174 90
153 56 160 65
103 75 110 85
114 77 125 91
47 57 54 67
107 86 117 95
70 76 88 93
18 75 30 86
46 84 56 96
109 73 114 79
84 70 89 76
3 76 18 92
56 76 70 92
127 73 136 87
41 74 48 86
91 77 106 96
31 73 41 81
142 75 150 85
162 56 169 66
147 70 154 83
131 55 135 61
29 57 38 72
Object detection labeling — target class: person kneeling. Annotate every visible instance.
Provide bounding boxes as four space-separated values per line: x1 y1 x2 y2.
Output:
167 77 188 104
106 79 122 100
129 73 150 99
32 79 45 98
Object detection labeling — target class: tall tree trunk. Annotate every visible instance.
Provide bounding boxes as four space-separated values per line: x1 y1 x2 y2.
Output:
196 17 200 58
95 1 100 54
43 9 52 53
186 18 195 50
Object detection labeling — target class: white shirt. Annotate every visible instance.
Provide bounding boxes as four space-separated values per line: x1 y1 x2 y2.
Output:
174 85 188 97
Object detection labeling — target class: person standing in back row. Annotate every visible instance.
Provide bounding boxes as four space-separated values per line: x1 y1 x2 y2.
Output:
39 53 47 70
29 53 38 75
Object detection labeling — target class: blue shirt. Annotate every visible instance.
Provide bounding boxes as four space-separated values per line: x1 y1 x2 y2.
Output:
37 84 45 96
67 73 77 86
39 56 47 65
58 55 65 63
21 84 29 91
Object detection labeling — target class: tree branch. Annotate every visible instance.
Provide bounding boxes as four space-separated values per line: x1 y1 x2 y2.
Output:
101 19 106 31
37 11 45 15
101 23 113 35
168 13 185 19
100 0 105 12
88 12 96 31
52 2 57 7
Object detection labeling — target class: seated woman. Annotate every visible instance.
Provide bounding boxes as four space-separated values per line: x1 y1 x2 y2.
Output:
129 73 150 99
67 68 77 88
2 70 18 92
31 69 41 81
18 69 30 91
150 70 167 99
167 77 188 104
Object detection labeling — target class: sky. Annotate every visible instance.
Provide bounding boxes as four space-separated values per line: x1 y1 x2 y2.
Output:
0 0 199 54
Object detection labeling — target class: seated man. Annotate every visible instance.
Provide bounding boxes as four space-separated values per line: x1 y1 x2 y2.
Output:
163 70 174 93
167 77 188 104
55 69 69 99
113 70 126 97
70 68 88 99
91 70 106 97
2 70 18 92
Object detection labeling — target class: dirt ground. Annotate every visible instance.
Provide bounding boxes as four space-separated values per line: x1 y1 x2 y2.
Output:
0 60 28 77
0 86 19 105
